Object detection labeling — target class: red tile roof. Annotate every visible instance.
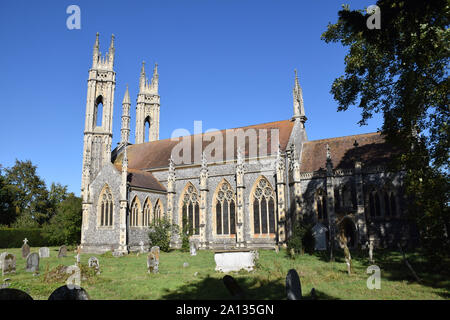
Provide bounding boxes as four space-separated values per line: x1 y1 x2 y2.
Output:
114 119 295 170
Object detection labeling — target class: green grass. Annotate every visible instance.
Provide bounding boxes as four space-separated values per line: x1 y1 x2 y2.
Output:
1 246 449 300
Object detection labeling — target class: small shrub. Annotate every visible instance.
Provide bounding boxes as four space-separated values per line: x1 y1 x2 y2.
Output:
287 221 316 256
148 217 178 252
180 216 192 252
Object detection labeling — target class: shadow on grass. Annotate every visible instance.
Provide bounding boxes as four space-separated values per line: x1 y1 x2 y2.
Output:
159 274 342 300
314 247 450 299
160 275 286 300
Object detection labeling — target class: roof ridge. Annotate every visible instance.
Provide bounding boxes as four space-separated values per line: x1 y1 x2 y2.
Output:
130 118 292 147
305 131 382 144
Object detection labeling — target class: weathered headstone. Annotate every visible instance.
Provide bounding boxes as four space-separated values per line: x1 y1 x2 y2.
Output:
1 253 16 276
312 223 328 251
0 252 7 270
223 275 245 299
183 262 189 268
58 245 67 258
88 257 100 274
39 247 50 258
0 288 33 300
190 242 197 256
286 269 302 300
48 285 90 300
26 253 39 273
150 246 160 260
139 241 145 253
21 238 30 258
147 253 158 274
1 278 11 289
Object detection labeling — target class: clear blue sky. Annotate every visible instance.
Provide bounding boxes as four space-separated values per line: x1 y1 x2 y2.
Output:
0 0 382 196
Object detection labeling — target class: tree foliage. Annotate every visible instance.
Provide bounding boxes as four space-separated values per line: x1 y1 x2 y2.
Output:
3 159 50 225
42 193 82 245
0 167 17 226
322 0 449 257
148 217 178 252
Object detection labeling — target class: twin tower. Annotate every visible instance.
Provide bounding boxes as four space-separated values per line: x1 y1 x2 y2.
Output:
81 33 160 196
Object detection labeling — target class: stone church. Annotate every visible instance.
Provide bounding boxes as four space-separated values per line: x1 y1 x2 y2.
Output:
80 33 414 254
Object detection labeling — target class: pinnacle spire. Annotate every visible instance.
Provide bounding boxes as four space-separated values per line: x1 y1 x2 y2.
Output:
153 63 158 76
122 84 130 104
292 69 307 125
141 61 146 75
94 32 99 49
110 34 115 50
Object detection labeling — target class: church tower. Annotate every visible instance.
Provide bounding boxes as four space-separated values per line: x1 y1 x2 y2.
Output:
135 62 160 144
81 33 116 199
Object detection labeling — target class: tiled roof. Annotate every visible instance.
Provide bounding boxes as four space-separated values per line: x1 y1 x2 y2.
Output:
300 132 400 172
114 119 295 170
113 165 166 192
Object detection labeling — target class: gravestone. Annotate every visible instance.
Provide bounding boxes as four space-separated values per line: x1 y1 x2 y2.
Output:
48 285 90 300
275 245 279 254
39 247 50 258
0 252 7 270
88 257 100 274
190 242 197 256
312 223 328 251
310 288 317 300
58 245 67 258
150 246 160 260
26 253 39 273
223 275 245 299
183 262 189 268
286 269 302 300
21 238 30 258
1 253 16 276
139 241 145 253
147 253 158 274
0 288 33 300
214 250 258 272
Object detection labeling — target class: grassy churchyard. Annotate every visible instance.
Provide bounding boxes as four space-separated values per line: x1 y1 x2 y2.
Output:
1 246 449 300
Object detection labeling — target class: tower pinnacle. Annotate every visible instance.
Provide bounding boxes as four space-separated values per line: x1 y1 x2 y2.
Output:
292 69 307 126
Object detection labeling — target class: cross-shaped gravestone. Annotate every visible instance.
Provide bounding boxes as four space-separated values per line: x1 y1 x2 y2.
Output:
21 239 30 258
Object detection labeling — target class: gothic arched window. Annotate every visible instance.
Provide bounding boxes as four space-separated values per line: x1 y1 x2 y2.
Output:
251 177 276 235
144 116 151 143
214 180 236 235
130 196 141 227
94 95 103 127
154 200 164 223
316 189 328 221
99 185 113 226
180 184 200 235
143 198 152 226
